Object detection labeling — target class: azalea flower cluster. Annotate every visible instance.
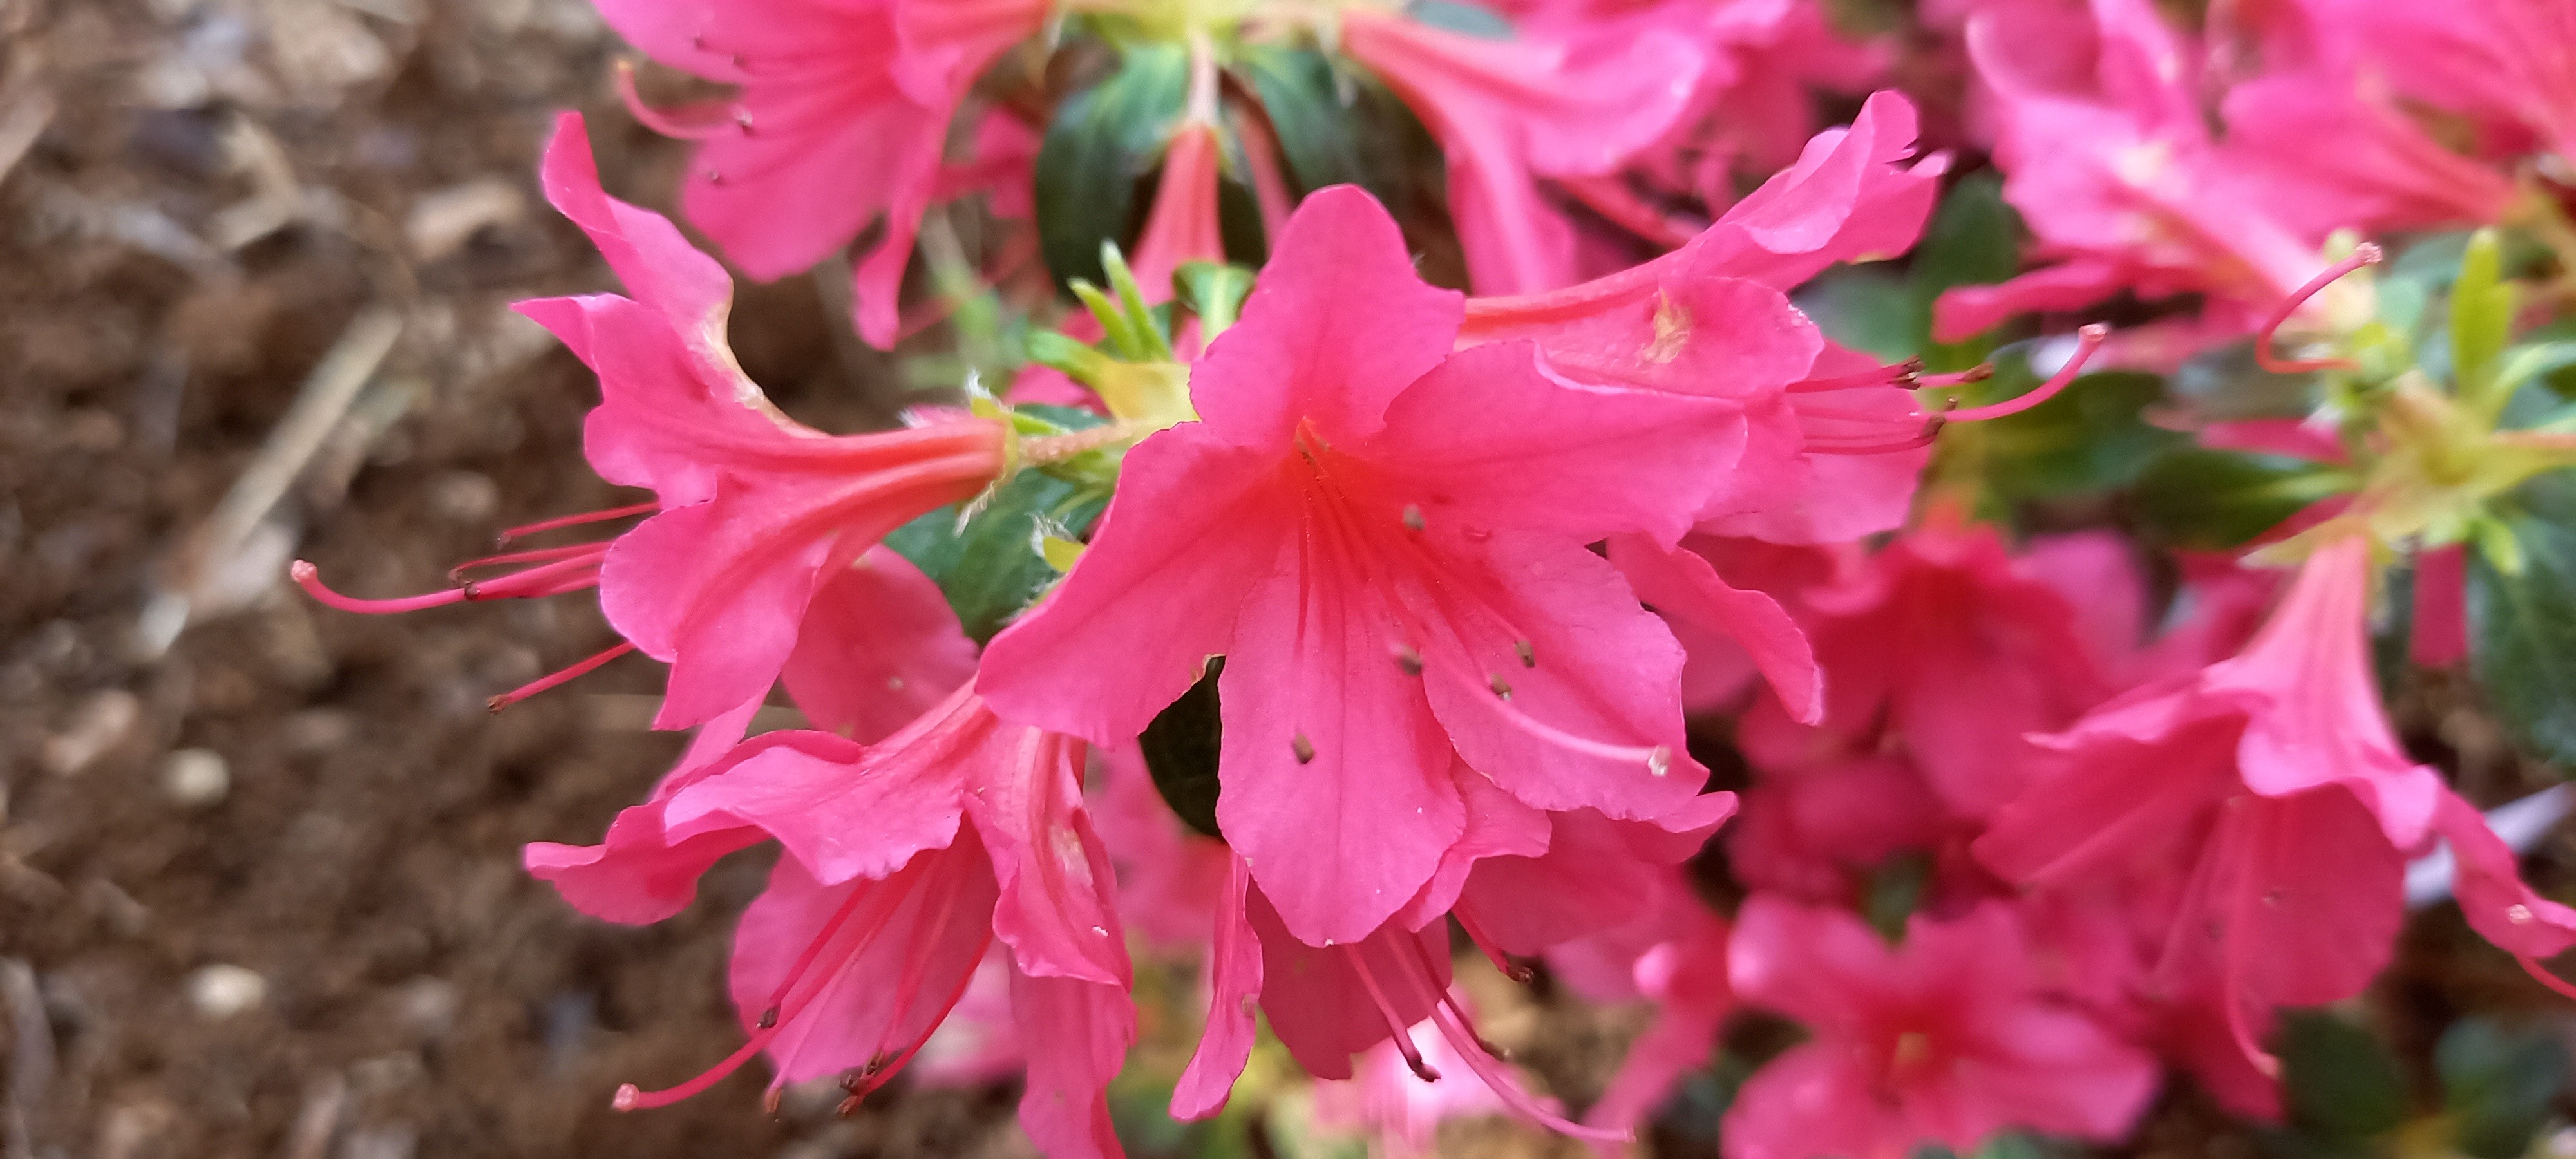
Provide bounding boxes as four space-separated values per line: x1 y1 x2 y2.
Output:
292 0 2576 1155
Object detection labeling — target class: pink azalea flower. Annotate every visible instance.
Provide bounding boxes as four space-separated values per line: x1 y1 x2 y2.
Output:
535 682 1132 1158
1337 10 1707 294
598 0 1049 345
1457 91 1949 547
291 116 1009 728
1935 0 2327 341
1722 896 2159 1159
1976 534 2576 1103
978 185 1743 947
1088 744 1233 952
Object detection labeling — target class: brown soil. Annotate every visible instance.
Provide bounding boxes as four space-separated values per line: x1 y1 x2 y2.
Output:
0 1 1019 1155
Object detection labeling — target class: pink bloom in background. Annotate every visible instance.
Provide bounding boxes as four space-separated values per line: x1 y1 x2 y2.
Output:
292 116 1007 728
1311 999 1521 1157
1722 897 2159 1159
533 683 1132 1158
1339 10 1705 295
598 0 1048 344
1755 513 2116 820
1544 871 1736 1145
1936 0 2327 341
1130 119 1228 303
2299 0 2576 169
980 185 1741 948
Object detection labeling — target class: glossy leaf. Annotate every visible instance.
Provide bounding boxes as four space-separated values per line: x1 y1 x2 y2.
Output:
885 440 1110 643
1139 657 1225 840
2467 513 2576 766
1035 44 1190 288
2130 449 2347 551
2436 1016 2567 1159
2279 1010 2408 1141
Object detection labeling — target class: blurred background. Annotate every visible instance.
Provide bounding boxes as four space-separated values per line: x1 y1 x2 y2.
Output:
0 0 1056 1154
10 1 2576 1158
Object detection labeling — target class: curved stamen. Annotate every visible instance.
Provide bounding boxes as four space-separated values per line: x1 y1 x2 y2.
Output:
1345 948 1442 1082
617 872 907 1111
1453 911 1533 984
450 542 603 583
291 560 469 614
1384 943 1628 1144
488 641 639 713
1916 364 1994 390
1941 324 2110 423
500 502 656 545
2256 244 2383 375
1788 359 1918 394
616 61 744 141
2519 956 2576 1001
1804 428 1942 456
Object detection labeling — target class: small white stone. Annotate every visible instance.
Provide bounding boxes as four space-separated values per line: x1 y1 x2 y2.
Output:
187 963 266 1018
161 748 230 806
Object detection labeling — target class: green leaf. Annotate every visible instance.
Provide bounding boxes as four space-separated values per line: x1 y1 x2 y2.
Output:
2468 512 2576 765
1908 172 2022 370
1405 0 1516 37
2436 1016 2568 1159
1034 44 1189 288
2130 449 2348 551
1139 657 1225 839
1795 265 1918 361
883 468 1108 644
2452 229 2515 414
1964 360 2186 502
2279 1010 2409 1141
1862 852 1930 942
1235 47 1367 195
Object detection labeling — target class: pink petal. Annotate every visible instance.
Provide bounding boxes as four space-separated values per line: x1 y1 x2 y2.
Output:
2208 536 2445 847
963 731 1132 986
665 729 968 885
1215 547 1466 947
2429 788 2576 959
1188 185 1463 447
2410 542 2469 668
600 493 834 730
783 549 979 744
728 847 997 1086
1420 531 1704 822
1246 891 1450 1081
1131 121 1227 303
1608 534 1821 724
538 113 737 352
1007 966 1134 1159
1172 855 1265 1120
522 697 766 923
979 426 1291 746
1368 342 1745 544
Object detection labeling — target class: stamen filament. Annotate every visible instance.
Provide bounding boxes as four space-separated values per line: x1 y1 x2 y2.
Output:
2256 244 2382 375
488 641 638 712
1941 324 2108 423
290 560 469 614
1346 948 1443 1082
2519 956 2576 1001
615 61 742 141
1788 359 1918 393
500 502 658 545
1453 912 1533 984
450 542 604 581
